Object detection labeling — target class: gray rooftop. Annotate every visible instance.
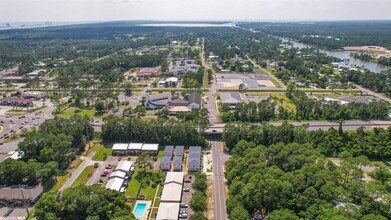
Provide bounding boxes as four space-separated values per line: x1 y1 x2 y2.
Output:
164 145 174 155
175 146 184 155
173 155 183 164
161 156 172 165
220 92 243 104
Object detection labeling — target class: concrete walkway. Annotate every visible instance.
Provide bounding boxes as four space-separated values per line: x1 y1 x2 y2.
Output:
59 156 95 191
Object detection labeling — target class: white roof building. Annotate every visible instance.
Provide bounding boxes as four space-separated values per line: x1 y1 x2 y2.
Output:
116 160 133 172
324 97 349 105
142 143 159 151
112 143 129 151
128 143 143 150
109 170 127 179
161 172 184 202
156 203 180 220
105 177 124 192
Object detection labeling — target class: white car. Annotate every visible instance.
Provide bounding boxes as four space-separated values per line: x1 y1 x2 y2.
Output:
179 213 188 219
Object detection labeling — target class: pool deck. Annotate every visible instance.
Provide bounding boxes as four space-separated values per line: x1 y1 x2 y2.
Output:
133 200 152 220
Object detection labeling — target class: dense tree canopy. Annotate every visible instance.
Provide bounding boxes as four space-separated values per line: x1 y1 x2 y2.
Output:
101 116 207 147
223 122 391 159
226 142 391 219
34 185 134 220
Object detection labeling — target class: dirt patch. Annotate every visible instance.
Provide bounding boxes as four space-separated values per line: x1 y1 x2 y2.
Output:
343 46 391 58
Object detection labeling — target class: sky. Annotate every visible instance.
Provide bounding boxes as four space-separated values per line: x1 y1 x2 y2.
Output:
1 0 391 22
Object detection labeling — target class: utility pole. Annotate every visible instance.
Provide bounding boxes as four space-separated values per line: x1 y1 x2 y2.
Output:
19 184 30 216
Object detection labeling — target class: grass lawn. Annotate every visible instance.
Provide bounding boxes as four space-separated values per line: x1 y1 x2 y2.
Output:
140 184 156 200
53 172 70 191
125 168 160 200
72 166 95 187
70 158 83 170
91 144 113 161
58 107 108 119
150 208 158 219
125 168 141 198
157 150 164 158
5 106 47 115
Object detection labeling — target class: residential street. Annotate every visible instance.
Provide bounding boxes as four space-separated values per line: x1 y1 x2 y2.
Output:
210 135 229 220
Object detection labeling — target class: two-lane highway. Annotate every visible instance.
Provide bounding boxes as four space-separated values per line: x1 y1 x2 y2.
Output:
210 135 228 220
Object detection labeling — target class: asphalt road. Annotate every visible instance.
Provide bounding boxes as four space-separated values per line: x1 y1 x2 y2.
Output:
205 120 391 133
210 135 228 220
201 38 219 124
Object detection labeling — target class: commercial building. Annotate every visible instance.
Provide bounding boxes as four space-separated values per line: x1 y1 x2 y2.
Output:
158 77 179 87
146 92 178 110
188 92 202 109
187 146 201 172
136 67 162 77
0 185 43 206
167 92 201 114
0 97 33 107
169 59 200 76
156 203 180 220
21 91 47 100
161 172 184 202
220 92 244 109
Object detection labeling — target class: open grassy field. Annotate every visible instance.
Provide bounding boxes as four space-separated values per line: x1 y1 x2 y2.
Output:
91 144 113 161
125 168 161 200
58 107 108 119
72 166 95 187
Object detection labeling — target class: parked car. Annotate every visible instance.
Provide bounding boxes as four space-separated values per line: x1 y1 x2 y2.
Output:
180 203 188 208
179 213 188 218
118 157 122 161
0 142 3 145
106 165 112 169
184 179 191 183
183 188 190 192
180 210 187 214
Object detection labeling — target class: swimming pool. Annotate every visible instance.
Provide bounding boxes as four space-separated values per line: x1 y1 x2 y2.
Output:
133 203 147 218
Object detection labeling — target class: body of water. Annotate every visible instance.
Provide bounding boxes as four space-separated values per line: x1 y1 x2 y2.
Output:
280 38 389 73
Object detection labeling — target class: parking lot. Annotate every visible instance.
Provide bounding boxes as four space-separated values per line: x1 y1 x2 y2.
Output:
181 174 195 218
216 73 276 89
